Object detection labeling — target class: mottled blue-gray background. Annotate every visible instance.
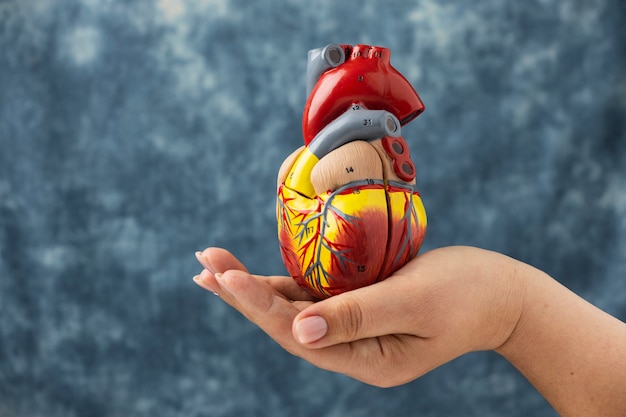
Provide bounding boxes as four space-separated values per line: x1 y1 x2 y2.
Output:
1 0 625 416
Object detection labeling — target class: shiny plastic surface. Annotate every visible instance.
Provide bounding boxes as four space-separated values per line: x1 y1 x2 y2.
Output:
303 44 425 146
277 44 427 298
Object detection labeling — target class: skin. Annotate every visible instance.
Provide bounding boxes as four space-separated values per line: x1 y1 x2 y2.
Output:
195 147 626 415
194 246 626 416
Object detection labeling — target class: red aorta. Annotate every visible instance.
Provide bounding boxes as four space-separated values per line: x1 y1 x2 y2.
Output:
302 44 425 146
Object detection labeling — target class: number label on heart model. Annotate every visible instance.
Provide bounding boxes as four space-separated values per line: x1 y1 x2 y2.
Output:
276 44 427 298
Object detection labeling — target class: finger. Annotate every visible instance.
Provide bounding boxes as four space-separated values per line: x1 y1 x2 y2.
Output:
194 248 314 299
197 247 249 273
193 248 249 296
277 146 305 189
292 269 431 348
261 275 319 302
215 269 311 354
193 268 220 294
213 269 379 379
214 270 440 386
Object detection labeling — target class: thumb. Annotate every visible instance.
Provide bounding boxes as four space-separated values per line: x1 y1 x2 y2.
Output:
292 274 418 348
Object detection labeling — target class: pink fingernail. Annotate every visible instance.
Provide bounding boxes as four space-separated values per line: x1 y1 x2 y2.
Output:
213 273 232 296
193 270 218 293
295 316 328 344
195 251 217 274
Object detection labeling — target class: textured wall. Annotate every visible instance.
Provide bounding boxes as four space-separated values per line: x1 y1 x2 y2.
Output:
1 0 625 416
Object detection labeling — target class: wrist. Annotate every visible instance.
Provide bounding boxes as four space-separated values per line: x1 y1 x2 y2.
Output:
476 250 528 353
491 256 534 356
491 260 626 416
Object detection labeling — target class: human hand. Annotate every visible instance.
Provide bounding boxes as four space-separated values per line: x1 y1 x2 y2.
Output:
193 246 524 387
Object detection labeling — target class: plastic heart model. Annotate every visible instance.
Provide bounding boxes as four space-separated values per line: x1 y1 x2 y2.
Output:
277 44 427 298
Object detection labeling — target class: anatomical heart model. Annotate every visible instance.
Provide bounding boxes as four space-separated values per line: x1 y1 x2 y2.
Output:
277 44 427 299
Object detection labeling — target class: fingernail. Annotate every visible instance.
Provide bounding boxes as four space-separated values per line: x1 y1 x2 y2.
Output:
295 316 328 344
195 251 217 274
193 269 218 293
213 273 232 296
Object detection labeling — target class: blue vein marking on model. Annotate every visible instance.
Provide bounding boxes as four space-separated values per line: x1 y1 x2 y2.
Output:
303 179 386 289
295 212 323 246
387 180 420 268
